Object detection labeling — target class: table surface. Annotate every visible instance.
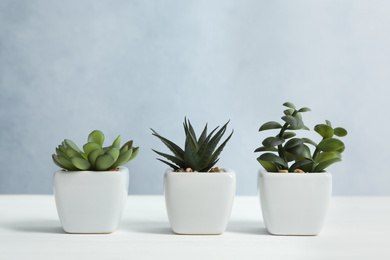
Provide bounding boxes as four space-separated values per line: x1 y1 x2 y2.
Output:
0 195 389 260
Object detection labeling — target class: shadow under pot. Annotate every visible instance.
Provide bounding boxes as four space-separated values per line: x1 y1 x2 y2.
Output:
258 170 332 236
164 169 236 235
53 166 129 234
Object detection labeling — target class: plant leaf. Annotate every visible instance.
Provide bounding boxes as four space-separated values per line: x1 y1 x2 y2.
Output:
198 123 208 147
184 136 200 170
254 146 278 153
88 130 105 146
283 102 296 109
314 124 334 139
282 132 296 139
152 149 184 169
95 154 115 171
258 153 287 168
206 130 234 169
259 121 282 131
106 147 120 161
88 148 105 167
317 138 345 152
83 142 102 156
156 158 180 171
257 158 278 172
302 138 317 147
334 127 348 137
112 135 121 147
283 109 294 116
314 158 342 172
151 129 184 160
289 159 312 172
71 157 92 170
128 147 139 161
318 151 342 163
52 154 65 169
57 155 78 171
262 136 285 148
112 149 133 168
282 115 304 129
64 139 82 153
298 107 311 113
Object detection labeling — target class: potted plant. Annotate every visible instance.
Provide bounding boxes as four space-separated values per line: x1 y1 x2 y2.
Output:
52 130 139 233
255 102 347 236
151 118 235 235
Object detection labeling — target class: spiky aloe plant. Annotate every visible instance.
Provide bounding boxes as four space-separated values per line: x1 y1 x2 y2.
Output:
52 130 139 171
151 118 234 172
255 102 347 172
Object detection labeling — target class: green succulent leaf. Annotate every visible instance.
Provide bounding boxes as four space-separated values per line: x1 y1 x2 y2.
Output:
314 158 342 172
71 157 92 170
88 148 105 167
298 145 313 160
64 139 82 153
184 137 200 170
282 116 304 129
284 138 304 150
128 147 139 161
258 153 288 168
152 149 185 169
259 121 282 131
88 130 105 146
302 138 317 147
298 107 311 113
283 102 296 109
106 147 120 161
112 148 133 168
57 155 78 171
206 130 234 170
257 158 278 172
314 124 334 139
334 127 348 137
120 144 129 154
325 120 332 126
157 159 180 171
262 136 285 148
254 146 278 153
198 124 208 147
95 154 115 171
283 109 294 116
83 142 102 156
52 154 65 169
318 151 342 163
112 135 121 147
282 132 296 139
151 129 184 160
317 138 345 152
289 159 312 172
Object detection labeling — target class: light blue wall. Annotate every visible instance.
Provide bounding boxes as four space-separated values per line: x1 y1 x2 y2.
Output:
1 0 389 195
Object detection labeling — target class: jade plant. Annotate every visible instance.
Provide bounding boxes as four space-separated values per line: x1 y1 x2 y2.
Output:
52 130 139 171
151 118 233 172
255 102 347 172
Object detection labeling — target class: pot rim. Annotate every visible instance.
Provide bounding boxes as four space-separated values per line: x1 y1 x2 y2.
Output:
55 166 128 174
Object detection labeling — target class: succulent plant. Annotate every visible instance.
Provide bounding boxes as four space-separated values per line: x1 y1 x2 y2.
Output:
255 102 347 172
151 118 233 172
52 130 139 171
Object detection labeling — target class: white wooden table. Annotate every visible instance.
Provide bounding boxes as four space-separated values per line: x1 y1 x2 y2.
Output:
0 195 389 260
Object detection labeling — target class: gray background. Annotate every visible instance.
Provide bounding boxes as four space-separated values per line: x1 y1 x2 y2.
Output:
1 0 389 195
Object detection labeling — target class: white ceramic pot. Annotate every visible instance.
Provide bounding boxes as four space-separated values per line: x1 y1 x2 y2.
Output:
164 169 236 235
258 169 332 236
53 166 129 233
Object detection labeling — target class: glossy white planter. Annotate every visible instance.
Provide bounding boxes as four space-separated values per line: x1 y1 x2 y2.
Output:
53 166 129 234
258 170 332 236
164 169 236 235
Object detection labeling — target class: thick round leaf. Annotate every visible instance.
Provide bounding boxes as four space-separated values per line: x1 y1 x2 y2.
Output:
88 148 105 167
71 157 92 170
112 149 133 168
52 154 65 169
314 124 334 139
259 121 282 131
317 138 345 152
284 138 303 149
120 144 129 154
282 132 296 139
298 145 313 160
257 158 278 172
88 130 105 146
95 154 115 171
314 158 342 172
57 155 78 171
83 142 102 156
325 120 332 126
283 102 296 109
285 145 304 159
106 147 120 161
302 138 317 147
128 147 139 161
289 159 312 172
282 116 304 129
64 148 82 159
254 146 278 153
318 151 341 163
258 153 287 168
283 109 294 116
262 136 285 148
334 127 348 137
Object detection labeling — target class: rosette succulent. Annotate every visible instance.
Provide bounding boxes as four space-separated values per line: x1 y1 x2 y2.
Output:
52 130 139 171
151 118 233 172
255 102 347 172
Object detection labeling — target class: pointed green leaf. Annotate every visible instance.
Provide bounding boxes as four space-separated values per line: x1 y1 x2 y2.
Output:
111 148 133 168
156 159 180 171
198 123 208 148
152 149 184 169
128 147 139 161
206 130 234 168
64 139 82 153
283 102 296 109
184 137 200 170
198 122 229 167
151 129 184 160
112 135 121 147
71 157 92 170
52 154 65 169
314 124 334 139
120 144 129 154
334 127 348 137
298 107 311 113
259 121 282 131
317 138 344 152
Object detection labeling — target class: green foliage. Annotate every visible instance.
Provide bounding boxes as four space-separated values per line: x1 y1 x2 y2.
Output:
52 130 139 171
255 102 347 172
152 118 233 172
